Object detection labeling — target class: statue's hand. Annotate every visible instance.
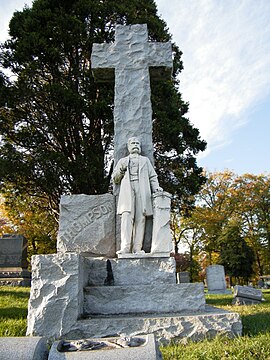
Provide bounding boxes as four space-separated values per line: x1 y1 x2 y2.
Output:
120 162 127 174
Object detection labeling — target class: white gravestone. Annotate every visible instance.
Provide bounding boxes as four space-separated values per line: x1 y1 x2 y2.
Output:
91 23 172 165
151 192 173 254
206 265 229 294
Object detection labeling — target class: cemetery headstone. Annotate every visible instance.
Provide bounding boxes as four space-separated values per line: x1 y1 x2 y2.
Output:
232 285 263 305
177 271 190 284
0 234 31 286
206 265 230 294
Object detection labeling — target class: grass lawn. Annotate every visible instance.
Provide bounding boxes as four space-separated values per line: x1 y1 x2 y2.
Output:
0 286 30 337
0 286 270 359
161 289 270 359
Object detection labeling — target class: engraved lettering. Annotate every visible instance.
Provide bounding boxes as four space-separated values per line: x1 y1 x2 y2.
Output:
93 206 101 219
100 204 108 215
87 210 94 222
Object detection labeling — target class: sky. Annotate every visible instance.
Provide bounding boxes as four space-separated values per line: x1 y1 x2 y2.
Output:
1 0 270 175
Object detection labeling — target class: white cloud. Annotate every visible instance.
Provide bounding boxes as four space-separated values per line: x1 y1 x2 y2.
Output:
0 0 33 43
155 0 270 157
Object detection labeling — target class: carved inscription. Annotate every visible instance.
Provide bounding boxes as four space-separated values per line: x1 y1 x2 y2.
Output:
62 202 113 242
0 255 22 266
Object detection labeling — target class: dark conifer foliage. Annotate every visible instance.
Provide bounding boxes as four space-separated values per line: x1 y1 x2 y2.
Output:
0 0 206 213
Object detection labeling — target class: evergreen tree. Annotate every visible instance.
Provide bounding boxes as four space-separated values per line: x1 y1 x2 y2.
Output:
0 0 206 213
219 222 255 284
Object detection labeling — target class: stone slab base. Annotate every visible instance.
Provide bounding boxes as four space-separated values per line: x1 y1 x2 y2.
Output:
0 268 31 286
0 336 48 360
232 296 262 305
207 290 232 295
65 306 242 344
84 283 205 315
0 277 31 286
49 334 161 360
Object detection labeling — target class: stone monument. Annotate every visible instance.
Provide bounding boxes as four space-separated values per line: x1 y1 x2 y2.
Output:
0 234 31 286
206 265 231 294
27 24 242 343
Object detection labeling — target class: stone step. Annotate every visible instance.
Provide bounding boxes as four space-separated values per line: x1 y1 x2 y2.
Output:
85 257 176 286
65 306 242 344
84 283 205 315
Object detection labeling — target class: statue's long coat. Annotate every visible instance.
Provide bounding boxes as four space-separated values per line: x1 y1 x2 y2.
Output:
113 155 159 216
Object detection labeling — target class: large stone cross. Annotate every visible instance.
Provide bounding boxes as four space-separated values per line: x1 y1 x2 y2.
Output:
91 24 172 164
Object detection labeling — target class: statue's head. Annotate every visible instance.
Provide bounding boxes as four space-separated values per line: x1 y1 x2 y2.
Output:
127 137 141 154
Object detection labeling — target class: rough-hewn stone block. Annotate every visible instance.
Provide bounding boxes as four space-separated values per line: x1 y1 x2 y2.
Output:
65 306 242 344
86 257 176 286
27 253 87 339
84 283 205 315
57 194 115 257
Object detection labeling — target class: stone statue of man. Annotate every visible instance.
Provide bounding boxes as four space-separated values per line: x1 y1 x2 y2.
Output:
113 137 162 254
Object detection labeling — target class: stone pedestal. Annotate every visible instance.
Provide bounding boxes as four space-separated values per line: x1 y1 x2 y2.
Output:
151 192 173 254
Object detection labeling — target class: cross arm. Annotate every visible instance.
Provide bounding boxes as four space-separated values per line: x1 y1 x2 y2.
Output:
148 42 173 80
91 43 115 82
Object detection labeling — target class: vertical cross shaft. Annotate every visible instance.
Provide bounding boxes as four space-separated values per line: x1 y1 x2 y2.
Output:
91 24 172 165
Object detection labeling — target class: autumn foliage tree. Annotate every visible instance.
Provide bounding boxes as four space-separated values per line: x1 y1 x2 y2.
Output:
174 171 270 280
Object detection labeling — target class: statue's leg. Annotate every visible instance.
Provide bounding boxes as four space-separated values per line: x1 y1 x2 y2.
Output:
117 187 135 254
118 212 133 253
132 181 145 253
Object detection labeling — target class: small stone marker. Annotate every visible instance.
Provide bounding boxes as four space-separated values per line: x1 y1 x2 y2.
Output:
206 265 229 294
232 285 263 305
48 334 162 360
0 336 48 360
0 234 31 286
177 271 190 284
